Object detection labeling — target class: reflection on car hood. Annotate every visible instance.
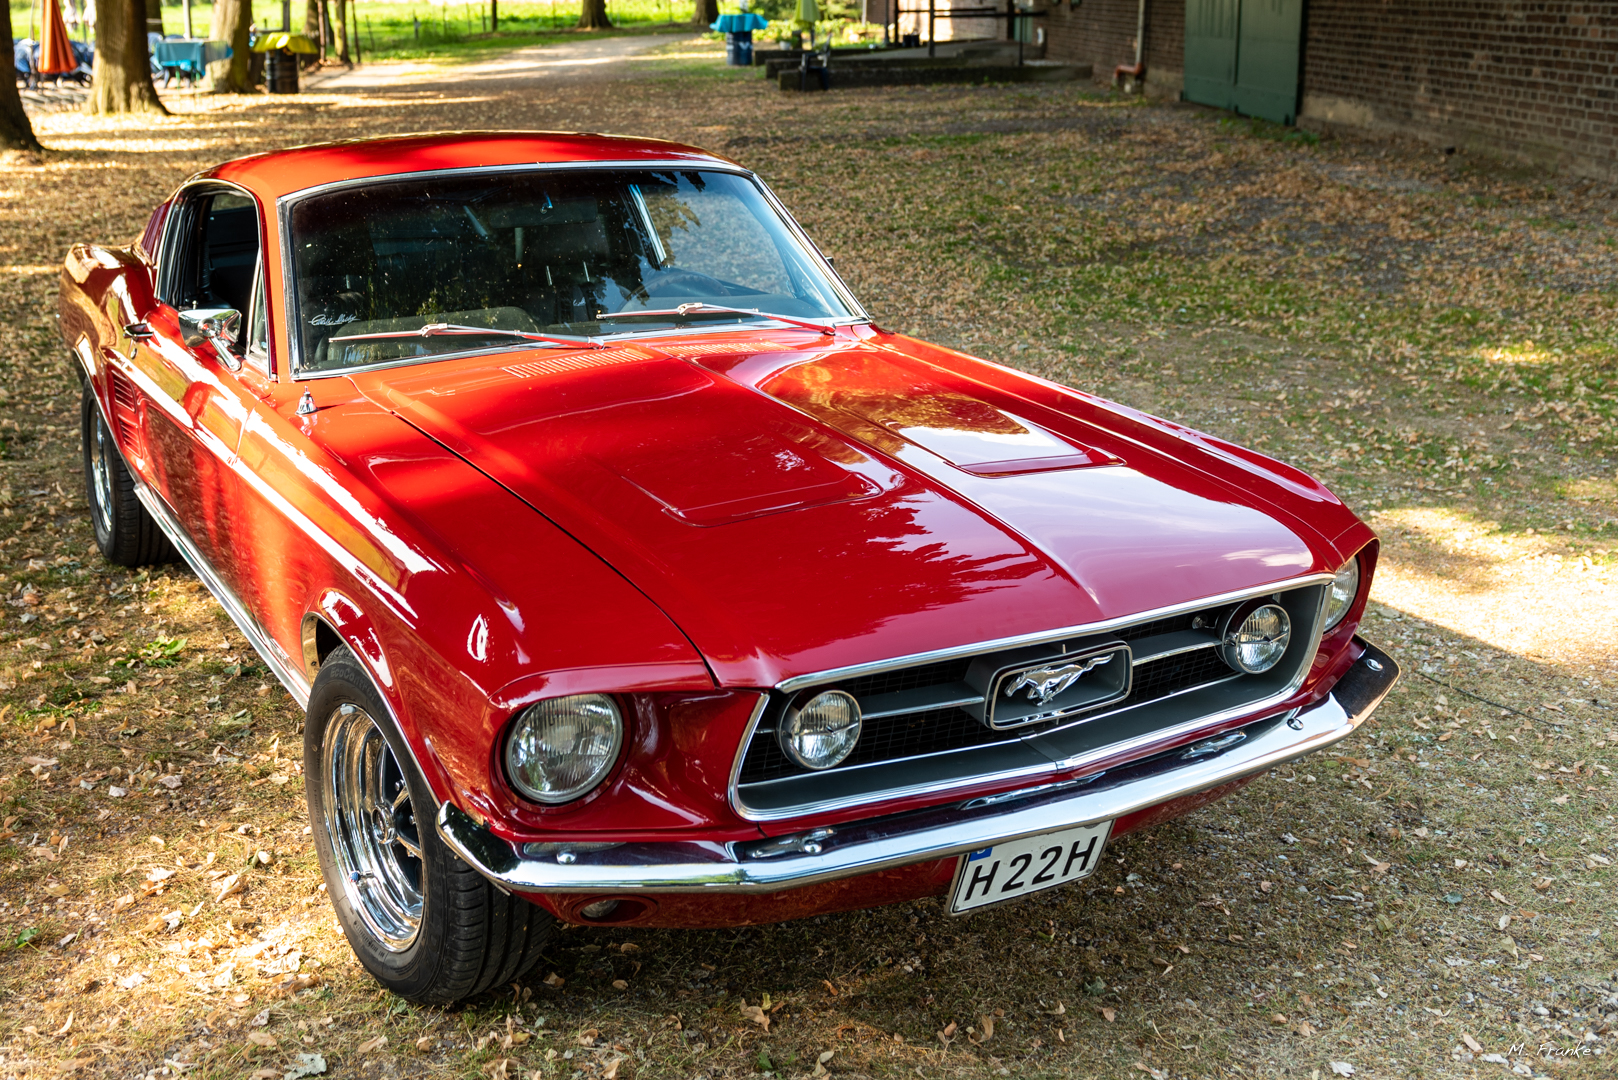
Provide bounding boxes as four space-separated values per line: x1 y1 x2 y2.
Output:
350 332 1348 687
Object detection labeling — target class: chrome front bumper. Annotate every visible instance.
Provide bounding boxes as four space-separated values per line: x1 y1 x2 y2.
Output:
437 638 1398 896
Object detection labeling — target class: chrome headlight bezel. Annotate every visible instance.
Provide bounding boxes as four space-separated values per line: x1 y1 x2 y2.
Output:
1219 602 1293 675
1322 555 1362 634
777 689 863 771
504 693 624 805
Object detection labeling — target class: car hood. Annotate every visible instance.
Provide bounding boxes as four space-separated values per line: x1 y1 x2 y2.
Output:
349 330 1348 687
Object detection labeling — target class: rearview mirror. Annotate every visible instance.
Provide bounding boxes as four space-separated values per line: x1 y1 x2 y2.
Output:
179 307 242 371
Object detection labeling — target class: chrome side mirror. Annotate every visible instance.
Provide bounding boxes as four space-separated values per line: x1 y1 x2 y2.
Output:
178 307 243 371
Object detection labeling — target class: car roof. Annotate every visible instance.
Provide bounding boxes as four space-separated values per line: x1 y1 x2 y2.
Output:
202 131 738 201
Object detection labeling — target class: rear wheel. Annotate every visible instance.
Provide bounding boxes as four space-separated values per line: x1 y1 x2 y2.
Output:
80 377 176 567
305 647 553 1003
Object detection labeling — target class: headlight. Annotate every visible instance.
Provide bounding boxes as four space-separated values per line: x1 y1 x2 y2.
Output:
505 694 623 804
1220 603 1292 674
1322 556 1361 633
777 690 862 770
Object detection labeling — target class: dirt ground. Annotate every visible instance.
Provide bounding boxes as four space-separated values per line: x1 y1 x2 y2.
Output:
0 36 1615 1080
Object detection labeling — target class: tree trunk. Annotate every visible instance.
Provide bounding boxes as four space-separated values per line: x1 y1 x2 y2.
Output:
206 0 253 92
302 0 320 66
86 0 168 114
0 0 43 151
490 0 497 32
333 0 349 62
691 0 718 25
576 0 611 29
144 0 162 34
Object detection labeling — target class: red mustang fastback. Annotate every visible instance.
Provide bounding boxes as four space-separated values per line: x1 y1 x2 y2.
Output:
58 132 1397 1003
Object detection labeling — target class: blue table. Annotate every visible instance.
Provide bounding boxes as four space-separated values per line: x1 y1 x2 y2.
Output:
153 38 232 86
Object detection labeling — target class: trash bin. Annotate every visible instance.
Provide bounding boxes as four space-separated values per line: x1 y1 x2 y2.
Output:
266 47 298 93
724 31 753 66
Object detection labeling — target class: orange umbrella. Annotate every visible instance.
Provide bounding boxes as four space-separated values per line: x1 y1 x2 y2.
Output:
37 0 77 76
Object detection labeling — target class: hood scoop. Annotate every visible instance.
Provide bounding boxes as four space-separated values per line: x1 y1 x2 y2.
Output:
831 391 1120 476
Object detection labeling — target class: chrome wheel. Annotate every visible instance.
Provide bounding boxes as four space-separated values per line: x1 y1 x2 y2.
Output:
322 702 423 950
90 408 115 538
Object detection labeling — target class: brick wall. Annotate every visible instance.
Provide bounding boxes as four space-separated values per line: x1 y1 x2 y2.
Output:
1300 1 1616 180
1046 0 1186 96
1041 0 1616 180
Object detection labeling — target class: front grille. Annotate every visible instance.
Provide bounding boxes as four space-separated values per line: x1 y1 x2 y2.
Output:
733 582 1327 816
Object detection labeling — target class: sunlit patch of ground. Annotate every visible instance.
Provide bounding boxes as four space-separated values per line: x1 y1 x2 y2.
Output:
1368 507 1618 678
0 35 1614 1080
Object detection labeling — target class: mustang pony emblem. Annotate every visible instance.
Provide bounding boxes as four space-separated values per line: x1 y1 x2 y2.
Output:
1004 653 1117 707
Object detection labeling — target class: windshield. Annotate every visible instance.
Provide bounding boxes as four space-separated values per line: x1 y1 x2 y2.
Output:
287 168 857 372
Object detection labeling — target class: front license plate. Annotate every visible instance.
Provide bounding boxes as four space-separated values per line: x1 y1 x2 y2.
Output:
948 820 1113 914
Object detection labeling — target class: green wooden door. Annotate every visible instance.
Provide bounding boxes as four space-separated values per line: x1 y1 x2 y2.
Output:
1183 0 1303 125
1234 0 1304 124
1184 0 1240 111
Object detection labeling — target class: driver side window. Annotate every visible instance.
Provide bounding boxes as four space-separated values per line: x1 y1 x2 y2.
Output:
163 189 262 347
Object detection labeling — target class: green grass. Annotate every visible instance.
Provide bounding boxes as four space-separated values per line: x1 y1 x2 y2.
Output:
9 0 699 64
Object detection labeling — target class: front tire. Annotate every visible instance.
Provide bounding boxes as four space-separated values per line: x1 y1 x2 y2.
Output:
80 377 176 567
304 647 552 1003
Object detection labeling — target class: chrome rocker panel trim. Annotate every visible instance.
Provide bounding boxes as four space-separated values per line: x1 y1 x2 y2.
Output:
127 474 314 709
437 638 1399 896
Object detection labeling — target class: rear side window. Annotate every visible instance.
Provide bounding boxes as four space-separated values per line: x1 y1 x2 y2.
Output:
137 200 170 264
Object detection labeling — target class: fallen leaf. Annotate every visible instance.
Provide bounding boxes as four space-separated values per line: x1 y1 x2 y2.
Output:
414 1037 436 1052
822 978 837 996
1363 852 1390 874
811 1050 835 1078
269 973 321 997
1489 890 1510 905
111 893 134 913
1462 1033 1483 1052
611 978 628 990
1101 1007 1116 1022
575 1028 600 1046
1553 794 1569 805
740 1005 770 1032
1269 1013 1288 1025
247 1031 276 1049
482 1058 511 1080
1133 1064 1166 1080
53 1012 73 1036
968 1015 994 1044
542 972 564 988
214 874 243 902
602 1059 622 1080
937 1020 957 1046
1330 1063 1355 1077
1295 1020 1314 1036
357 1036 387 1053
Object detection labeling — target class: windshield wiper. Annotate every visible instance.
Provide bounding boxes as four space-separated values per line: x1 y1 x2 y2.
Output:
595 303 836 336
328 322 603 348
